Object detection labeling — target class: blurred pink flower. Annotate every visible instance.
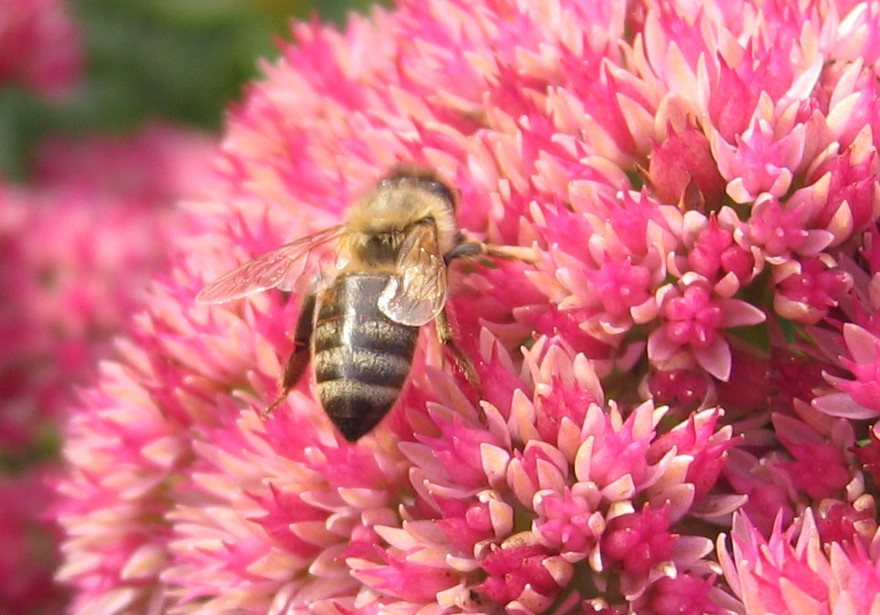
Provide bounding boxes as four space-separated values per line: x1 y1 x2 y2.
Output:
1 124 216 452
0 466 68 615
1 123 215 614
32 124 218 204
52 1 880 614
0 0 81 96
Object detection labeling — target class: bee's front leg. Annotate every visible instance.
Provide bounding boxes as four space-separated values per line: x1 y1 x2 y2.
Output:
438 238 532 385
264 292 316 415
445 239 534 263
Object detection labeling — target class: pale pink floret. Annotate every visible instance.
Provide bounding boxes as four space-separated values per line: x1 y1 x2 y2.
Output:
773 255 853 325
746 196 834 264
643 274 765 380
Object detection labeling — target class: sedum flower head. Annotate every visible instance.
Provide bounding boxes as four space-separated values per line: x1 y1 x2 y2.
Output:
56 1 880 614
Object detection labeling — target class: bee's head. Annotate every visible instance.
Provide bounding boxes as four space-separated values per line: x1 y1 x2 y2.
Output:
346 166 461 257
378 166 459 210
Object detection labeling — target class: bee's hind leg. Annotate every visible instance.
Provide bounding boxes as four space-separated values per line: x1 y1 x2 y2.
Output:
264 292 316 416
434 308 480 390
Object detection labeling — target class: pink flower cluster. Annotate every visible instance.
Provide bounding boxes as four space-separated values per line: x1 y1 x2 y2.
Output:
1 124 215 455
0 3 214 614
54 1 880 614
0 124 215 614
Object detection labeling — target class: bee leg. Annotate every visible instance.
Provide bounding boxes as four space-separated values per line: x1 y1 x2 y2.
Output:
435 308 480 389
445 240 534 263
264 292 316 416
435 308 488 425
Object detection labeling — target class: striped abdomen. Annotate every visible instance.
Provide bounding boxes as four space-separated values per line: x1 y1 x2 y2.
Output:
313 273 419 441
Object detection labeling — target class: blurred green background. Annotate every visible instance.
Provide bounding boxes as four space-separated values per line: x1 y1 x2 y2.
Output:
0 0 382 180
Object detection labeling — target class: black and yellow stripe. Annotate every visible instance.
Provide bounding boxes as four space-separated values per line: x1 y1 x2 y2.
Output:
314 273 418 440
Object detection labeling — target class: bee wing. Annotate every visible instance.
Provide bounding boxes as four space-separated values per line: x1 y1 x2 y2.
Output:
197 224 345 304
378 222 448 326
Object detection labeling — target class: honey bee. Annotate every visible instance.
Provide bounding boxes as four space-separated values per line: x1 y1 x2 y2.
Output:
198 167 528 441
